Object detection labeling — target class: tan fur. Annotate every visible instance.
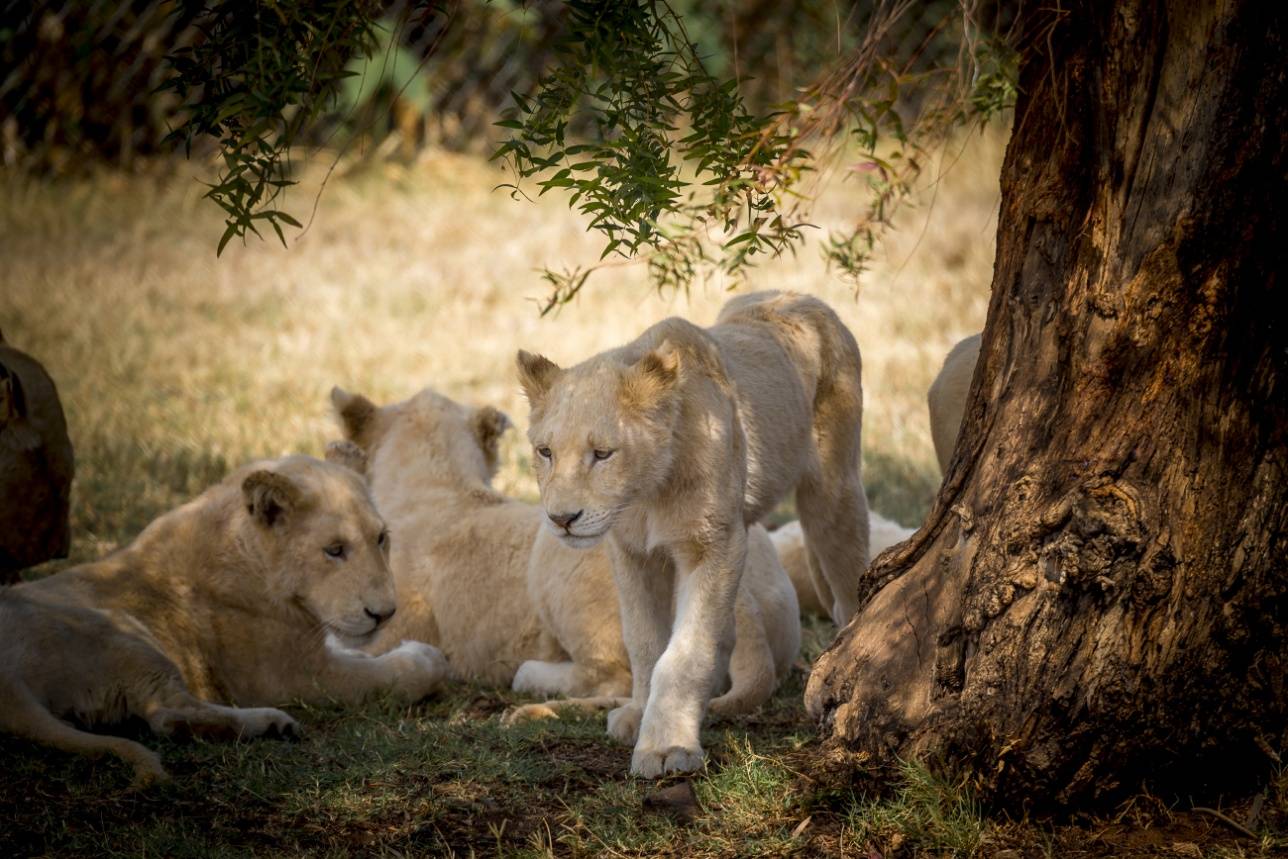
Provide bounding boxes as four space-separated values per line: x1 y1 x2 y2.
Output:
332 386 565 684
513 521 799 722
331 386 799 718
521 525 632 696
517 290 867 777
0 456 447 786
772 509 914 617
928 332 981 476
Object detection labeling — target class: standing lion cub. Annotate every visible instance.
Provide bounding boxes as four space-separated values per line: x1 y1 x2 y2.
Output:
0 455 447 786
517 290 869 777
328 385 799 717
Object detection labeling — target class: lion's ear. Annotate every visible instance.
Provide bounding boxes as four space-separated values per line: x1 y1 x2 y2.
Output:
471 406 512 478
242 470 302 528
621 344 680 412
325 439 368 475
471 406 512 452
330 386 377 439
516 350 561 405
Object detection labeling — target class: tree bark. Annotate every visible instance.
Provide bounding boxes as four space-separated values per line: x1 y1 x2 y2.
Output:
806 0 1287 807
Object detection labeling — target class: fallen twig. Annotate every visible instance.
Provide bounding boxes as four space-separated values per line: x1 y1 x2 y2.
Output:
1191 806 1258 840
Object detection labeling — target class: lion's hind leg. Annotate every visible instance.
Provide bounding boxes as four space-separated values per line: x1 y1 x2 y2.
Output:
145 698 300 742
100 629 303 743
797 476 869 627
796 359 871 628
707 595 776 718
0 679 167 788
794 297 871 627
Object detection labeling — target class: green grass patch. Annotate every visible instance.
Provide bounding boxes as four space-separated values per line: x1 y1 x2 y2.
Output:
845 759 984 856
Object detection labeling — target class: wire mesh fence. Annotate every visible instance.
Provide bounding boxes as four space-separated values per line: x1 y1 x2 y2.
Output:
0 0 1010 170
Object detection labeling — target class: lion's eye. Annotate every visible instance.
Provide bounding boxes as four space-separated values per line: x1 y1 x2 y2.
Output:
592 449 615 462
377 530 390 550
323 543 347 560
537 446 552 460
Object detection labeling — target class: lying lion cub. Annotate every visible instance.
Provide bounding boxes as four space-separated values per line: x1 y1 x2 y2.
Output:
517 290 868 777
928 332 982 476
772 511 914 617
0 455 447 786
329 386 799 716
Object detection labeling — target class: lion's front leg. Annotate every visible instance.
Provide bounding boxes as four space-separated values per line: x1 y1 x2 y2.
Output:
606 539 674 747
631 528 745 778
313 638 448 703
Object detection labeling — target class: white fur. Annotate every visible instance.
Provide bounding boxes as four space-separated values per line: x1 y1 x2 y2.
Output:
519 291 866 777
773 506 915 617
928 333 982 476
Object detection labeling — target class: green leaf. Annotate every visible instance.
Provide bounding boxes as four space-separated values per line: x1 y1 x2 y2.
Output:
216 222 238 257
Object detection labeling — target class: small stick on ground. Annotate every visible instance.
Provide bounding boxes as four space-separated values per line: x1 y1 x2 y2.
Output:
1191 806 1258 840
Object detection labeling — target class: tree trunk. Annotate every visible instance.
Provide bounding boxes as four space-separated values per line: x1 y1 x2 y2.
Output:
806 0 1287 807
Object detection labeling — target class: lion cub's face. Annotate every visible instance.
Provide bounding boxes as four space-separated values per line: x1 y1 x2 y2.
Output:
241 458 396 647
328 386 513 493
516 347 680 548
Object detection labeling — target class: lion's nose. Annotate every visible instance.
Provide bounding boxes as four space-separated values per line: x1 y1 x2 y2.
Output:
365 606 396 627
548 510 583 530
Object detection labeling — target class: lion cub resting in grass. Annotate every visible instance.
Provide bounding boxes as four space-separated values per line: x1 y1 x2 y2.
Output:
0 455 447 786
517 290 869 777
772 511 914 617
329 386 799 716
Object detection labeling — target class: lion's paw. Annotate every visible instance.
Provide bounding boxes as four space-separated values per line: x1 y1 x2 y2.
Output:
388 640 449 699
606 702 643 746
630 742 705 778
500 703 560 727
237 707 301 740
706 691 747 719
511 660 572 695
125 750 170 791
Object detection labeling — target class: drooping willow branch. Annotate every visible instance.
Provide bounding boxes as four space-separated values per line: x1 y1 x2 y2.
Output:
160 0 1016 295
494 0 1017 310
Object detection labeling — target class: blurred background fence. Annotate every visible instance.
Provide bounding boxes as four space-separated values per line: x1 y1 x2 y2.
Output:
0 0 1013 171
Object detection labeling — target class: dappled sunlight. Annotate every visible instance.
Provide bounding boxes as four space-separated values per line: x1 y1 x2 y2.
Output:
1 127 1003 857
0 130 1000 536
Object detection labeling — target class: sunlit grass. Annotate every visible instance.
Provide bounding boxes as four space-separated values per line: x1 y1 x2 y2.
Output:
843 759 984 856
10 127 1277 856
2 128 999 573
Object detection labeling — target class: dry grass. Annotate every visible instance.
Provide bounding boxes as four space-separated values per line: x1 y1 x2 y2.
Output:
1 126 999 563
4 126 1285 858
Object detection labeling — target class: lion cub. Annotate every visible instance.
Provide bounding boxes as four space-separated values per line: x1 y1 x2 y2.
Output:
0 455 447 786
772 511 914 616
329 386 799 717
928 332 982 476
517 290 869 777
